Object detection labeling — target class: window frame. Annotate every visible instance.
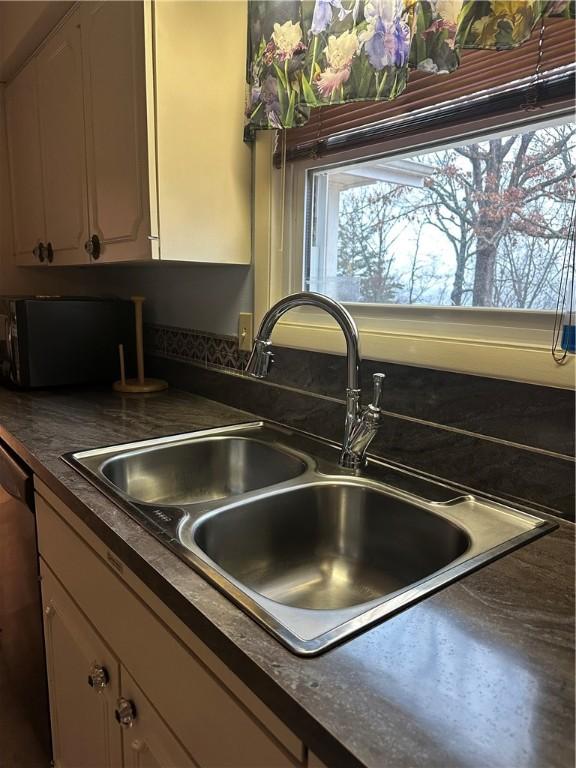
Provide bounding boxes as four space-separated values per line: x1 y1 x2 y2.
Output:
253 103 576 389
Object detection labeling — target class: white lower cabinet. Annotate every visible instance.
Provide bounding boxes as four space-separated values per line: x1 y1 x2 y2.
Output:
42 564 123 768
42 563 194 767
120 670 198 768
35 482 304 768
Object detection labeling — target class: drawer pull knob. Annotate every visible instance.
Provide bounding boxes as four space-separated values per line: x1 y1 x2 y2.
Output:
33 242 45 262
84 234 101 260
115 697 137 727
88 663 109 692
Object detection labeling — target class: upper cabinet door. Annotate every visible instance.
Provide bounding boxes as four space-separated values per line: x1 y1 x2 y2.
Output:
5 59 46 266
154 0 251 264
81 1 153 263
36 10 90 265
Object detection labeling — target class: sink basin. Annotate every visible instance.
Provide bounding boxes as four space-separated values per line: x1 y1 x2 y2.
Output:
193 483 470 610
181 476 551 653
99 435 308 506
64 421 555 655
184 479 552 653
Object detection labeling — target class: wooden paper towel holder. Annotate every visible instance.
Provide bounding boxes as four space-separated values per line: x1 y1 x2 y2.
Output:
113 296 168 394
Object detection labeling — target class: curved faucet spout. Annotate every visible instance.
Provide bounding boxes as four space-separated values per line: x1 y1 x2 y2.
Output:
246 292 387 470
247 292 361 392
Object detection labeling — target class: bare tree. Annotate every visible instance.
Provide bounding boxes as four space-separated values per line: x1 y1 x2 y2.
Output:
493 232 566 309
330 124 575 310
395 225 448 305
422 124 576 306
337 184 404 303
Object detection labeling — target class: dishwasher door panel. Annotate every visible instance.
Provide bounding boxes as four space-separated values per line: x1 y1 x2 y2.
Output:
0 466 51 759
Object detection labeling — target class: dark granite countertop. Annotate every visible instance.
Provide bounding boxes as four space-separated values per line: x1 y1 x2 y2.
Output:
0 386 573 768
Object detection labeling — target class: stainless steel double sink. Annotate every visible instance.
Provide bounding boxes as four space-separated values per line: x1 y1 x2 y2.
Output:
65 422 555 655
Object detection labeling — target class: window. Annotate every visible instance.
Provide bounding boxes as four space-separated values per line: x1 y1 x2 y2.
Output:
252 29 576 388
305 117 575 312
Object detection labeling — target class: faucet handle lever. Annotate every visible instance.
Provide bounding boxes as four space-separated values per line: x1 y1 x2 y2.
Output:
371 373 386 410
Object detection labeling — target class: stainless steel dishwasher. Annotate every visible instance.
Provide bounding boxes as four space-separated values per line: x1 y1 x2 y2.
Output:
0 441 51 760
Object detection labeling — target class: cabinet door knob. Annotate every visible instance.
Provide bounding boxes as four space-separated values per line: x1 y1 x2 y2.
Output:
115 697 137 727
44 604 55 618
84 234 101 260
33 242 45 262
87 663 110 692
45 242 54 264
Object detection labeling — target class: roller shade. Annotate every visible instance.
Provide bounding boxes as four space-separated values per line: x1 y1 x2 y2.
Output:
280 17 575 165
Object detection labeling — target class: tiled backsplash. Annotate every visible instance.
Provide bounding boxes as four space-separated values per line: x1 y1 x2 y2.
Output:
145 323 248 372
144 323 575 521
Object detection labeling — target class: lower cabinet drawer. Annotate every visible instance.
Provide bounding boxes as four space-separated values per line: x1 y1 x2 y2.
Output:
120 668 200 768
36 492 300 768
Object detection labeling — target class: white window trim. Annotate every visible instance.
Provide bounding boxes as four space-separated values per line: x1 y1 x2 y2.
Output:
253 106 576 389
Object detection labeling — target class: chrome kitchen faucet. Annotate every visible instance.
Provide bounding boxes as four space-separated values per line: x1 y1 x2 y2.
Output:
245 292 385 469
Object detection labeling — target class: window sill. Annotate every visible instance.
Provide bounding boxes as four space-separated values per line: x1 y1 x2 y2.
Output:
268 314 574 389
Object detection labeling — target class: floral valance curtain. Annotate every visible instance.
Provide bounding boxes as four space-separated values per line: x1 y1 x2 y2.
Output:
246 0 575 130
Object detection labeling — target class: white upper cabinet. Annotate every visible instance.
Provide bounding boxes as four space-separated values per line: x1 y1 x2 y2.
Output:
154 1 251 264
5 58 46 266
81 1 154 263
5 0 251 266
36 8 90 265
